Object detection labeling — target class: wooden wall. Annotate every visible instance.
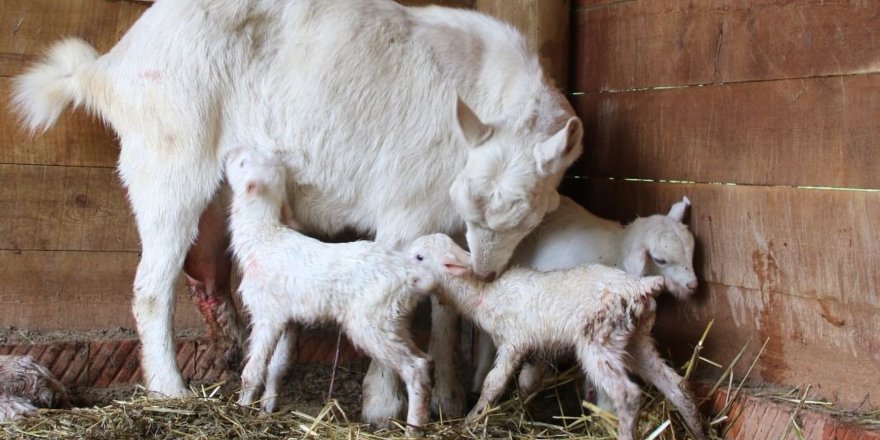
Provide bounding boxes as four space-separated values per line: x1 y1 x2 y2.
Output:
566 0 880 410
0 0 177 331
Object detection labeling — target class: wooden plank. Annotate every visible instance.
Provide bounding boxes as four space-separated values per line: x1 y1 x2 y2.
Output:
0 250 202 331
575 0 631 8
0 82 120 168
707 387 880 440
0 0 149 77
475 0 572 89
562 179 880 308
572 0 880 93
651 282 880 410
571 74 880 189
0 164 140 252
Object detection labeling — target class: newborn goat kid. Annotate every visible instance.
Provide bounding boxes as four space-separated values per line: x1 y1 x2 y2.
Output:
409 234 707 440
0 355 69 423
226 150 435 435
474 195 697 404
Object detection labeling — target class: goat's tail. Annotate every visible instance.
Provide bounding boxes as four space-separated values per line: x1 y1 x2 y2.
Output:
12 38 101 133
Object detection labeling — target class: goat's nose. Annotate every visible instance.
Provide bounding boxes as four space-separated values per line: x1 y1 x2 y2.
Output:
686 280 698 290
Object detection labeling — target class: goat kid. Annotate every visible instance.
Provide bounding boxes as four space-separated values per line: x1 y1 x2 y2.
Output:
475 196 697 402
226 149 435 435
409 234 708 440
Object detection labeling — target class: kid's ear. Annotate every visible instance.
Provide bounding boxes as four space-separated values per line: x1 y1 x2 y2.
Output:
245 181 260 195
622 246 648 277
667 196 691 221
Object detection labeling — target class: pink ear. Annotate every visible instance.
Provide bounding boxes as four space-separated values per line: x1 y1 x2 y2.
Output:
246 181 259 194
441 255 471 276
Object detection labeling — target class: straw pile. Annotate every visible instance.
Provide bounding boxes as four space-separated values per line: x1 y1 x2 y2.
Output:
1 323 731 439
0 380 719 440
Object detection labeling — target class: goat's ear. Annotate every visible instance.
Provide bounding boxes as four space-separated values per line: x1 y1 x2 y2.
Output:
245 181 261 195
667 196 691 221
454 96 494 146
441 254 472 277
622 246 648 276
534 116 583 176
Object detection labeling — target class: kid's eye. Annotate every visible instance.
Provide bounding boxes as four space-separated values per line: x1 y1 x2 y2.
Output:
653 257 667 265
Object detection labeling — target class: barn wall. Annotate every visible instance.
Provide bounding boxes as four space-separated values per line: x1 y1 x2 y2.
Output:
0 0 474 332
566 0 880 410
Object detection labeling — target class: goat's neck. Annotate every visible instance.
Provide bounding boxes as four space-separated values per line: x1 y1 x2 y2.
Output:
438 274 494 323
229 196 286 258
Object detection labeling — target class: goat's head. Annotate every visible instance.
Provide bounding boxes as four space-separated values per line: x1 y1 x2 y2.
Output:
449 97 583 281
225 148 299 228
623 197 697 300
408 233 473 278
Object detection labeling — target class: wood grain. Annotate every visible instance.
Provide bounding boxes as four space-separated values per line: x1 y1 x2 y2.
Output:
0 81 121 169
0 250 202 331
1 0 148 77
571 74 880 189
572 0 880 93
0 164 139 252
475 0 572 89
652 282 880 410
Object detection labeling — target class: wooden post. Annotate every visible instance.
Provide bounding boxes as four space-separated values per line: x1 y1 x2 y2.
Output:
475 0 572 91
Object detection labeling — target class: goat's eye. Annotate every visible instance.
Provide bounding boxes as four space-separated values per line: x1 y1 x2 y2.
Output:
653 257 667 265
415 254 424 262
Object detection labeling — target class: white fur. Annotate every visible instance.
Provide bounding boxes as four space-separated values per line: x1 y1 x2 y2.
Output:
11 0 582 414
226 149 435 435
474 196 697 395
408 234 707 440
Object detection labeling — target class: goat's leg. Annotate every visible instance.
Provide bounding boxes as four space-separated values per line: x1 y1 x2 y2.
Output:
467 344 523 423
183 193 244 373
629 332 708 440
120 146 221 398
577 341 641 440
362 307 464 425
394 353 433 437
365 337 433 437
472 329 495 393
362 358 407 427
517 360 546 398
428 297 465 417
260 323 298 413
238 321 283 407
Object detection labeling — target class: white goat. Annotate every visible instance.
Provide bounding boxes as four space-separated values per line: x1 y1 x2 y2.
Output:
0 355 69 423
474 196 697 398
226 149 436 435
13 1 582 420
408 234 708 440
